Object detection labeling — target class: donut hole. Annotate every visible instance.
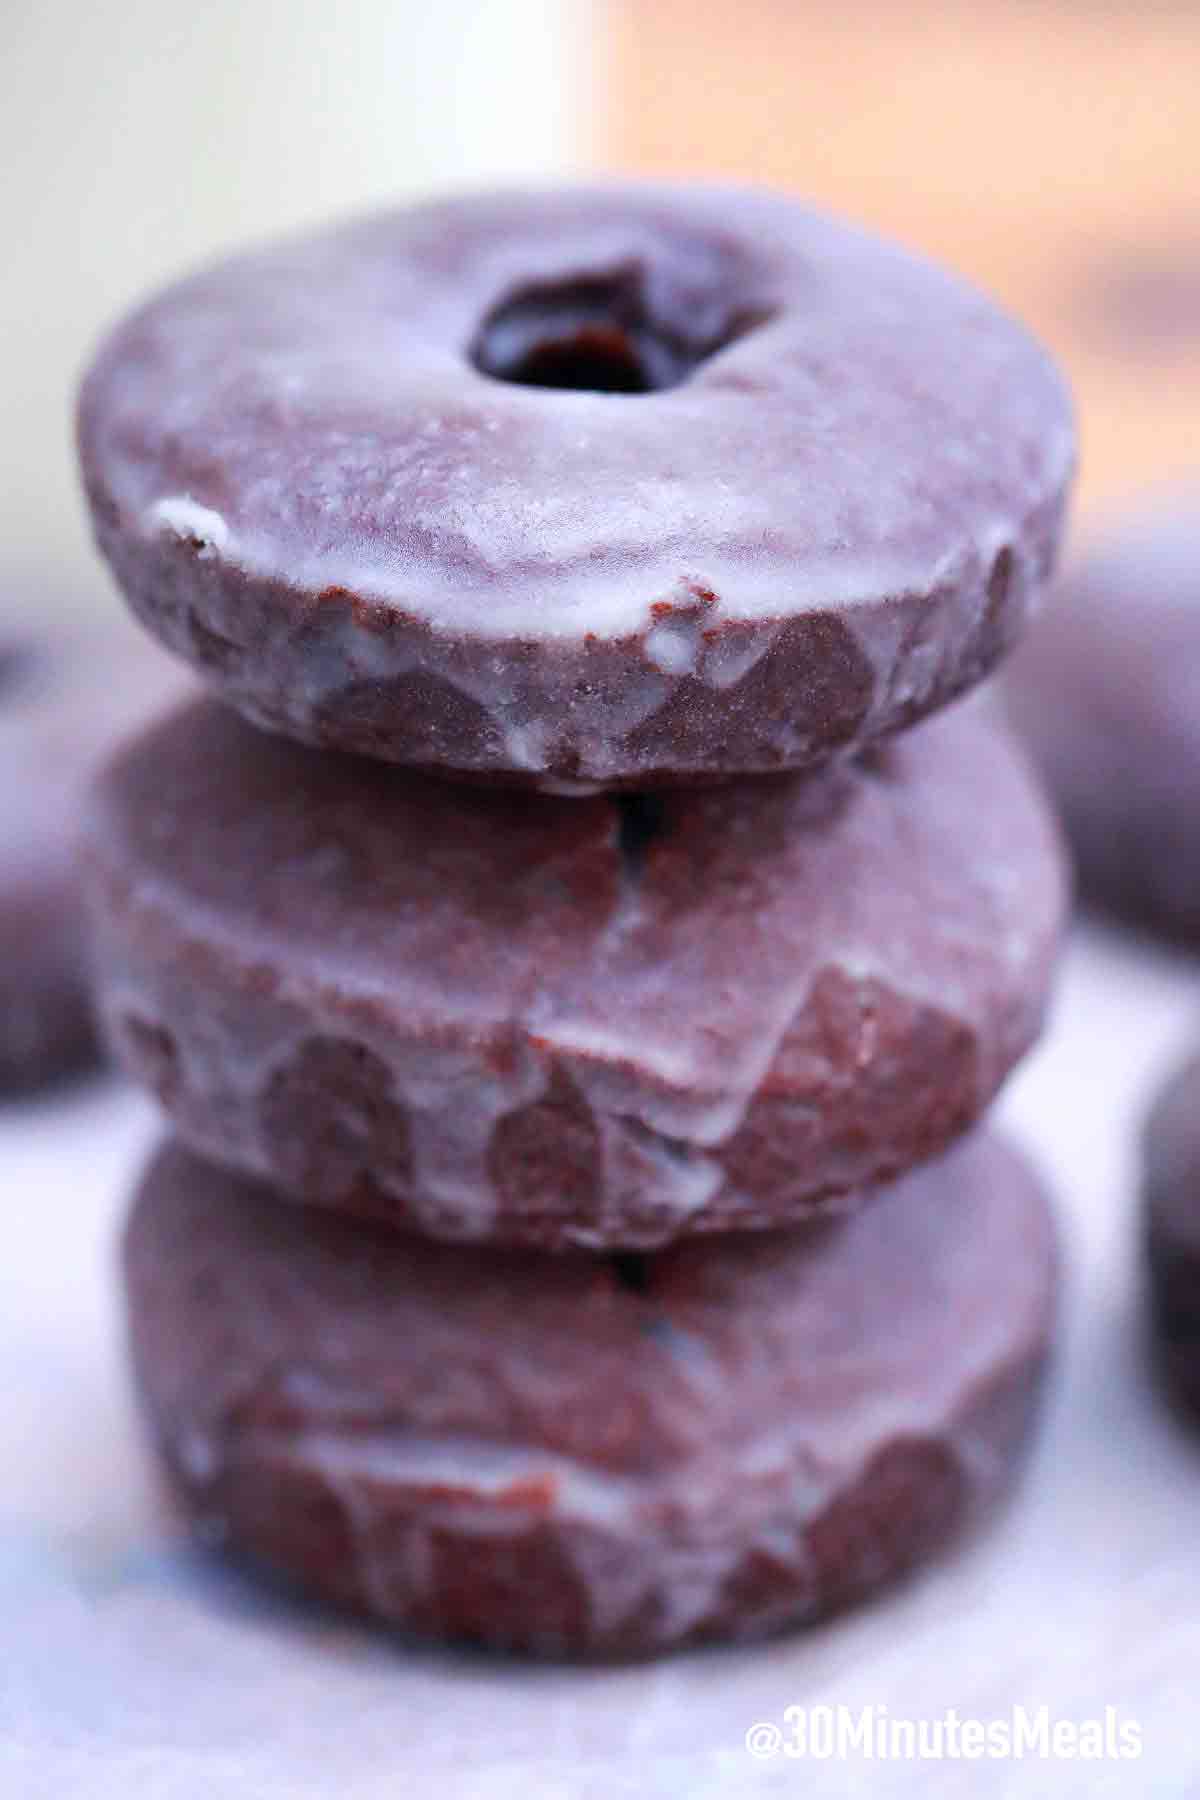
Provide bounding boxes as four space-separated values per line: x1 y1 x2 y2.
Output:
613 792 668 877
471 267 760 395
609 1251 653 1294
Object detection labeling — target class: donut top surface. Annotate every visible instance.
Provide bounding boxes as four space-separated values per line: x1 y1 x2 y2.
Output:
79 184 1074 644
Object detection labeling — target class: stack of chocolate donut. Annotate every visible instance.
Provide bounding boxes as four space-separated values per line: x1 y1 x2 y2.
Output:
77 186 1076 1656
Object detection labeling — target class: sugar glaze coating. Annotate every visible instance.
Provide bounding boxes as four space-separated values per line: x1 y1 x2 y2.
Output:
85 696 1066 1246
123 1131 1059 1655
79 185 1075 789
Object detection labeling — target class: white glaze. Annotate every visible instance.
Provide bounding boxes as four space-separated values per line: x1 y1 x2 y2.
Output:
131 1132 1058 1649
148 496 230 560
86 696 1066 1242
81 189 1074 713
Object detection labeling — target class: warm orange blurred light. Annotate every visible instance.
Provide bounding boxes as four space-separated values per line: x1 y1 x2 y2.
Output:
604 0 1200 527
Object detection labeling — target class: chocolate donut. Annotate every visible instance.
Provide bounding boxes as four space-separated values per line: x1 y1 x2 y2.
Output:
78 185 1074 791
0 607 181 1093
84 695 1066 1247
1143 1044 1200 1418
1005 494 1200 942
123 1131 1058 1657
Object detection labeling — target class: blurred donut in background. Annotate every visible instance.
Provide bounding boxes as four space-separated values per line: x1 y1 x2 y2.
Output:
0 594 185 1093
1143 1042 1200 1421
1077 246 1200 363
1004 493 1200 945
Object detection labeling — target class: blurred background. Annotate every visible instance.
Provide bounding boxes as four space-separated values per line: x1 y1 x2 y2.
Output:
5 0 1198 608
607 0 1200 520
2 0 585 599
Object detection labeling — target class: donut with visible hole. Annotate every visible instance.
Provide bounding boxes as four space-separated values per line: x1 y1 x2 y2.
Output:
78 185 1075 791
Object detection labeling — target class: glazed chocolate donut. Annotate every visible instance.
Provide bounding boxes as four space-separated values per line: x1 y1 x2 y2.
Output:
84 695 1066 1248
0 605 182 1093
123 1130 1058 1657
1143 1043 1200 1418
78 185 1075 791
1005 494 1200 943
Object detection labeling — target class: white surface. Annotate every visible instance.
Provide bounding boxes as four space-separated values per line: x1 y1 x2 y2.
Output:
3 920 1199 1798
